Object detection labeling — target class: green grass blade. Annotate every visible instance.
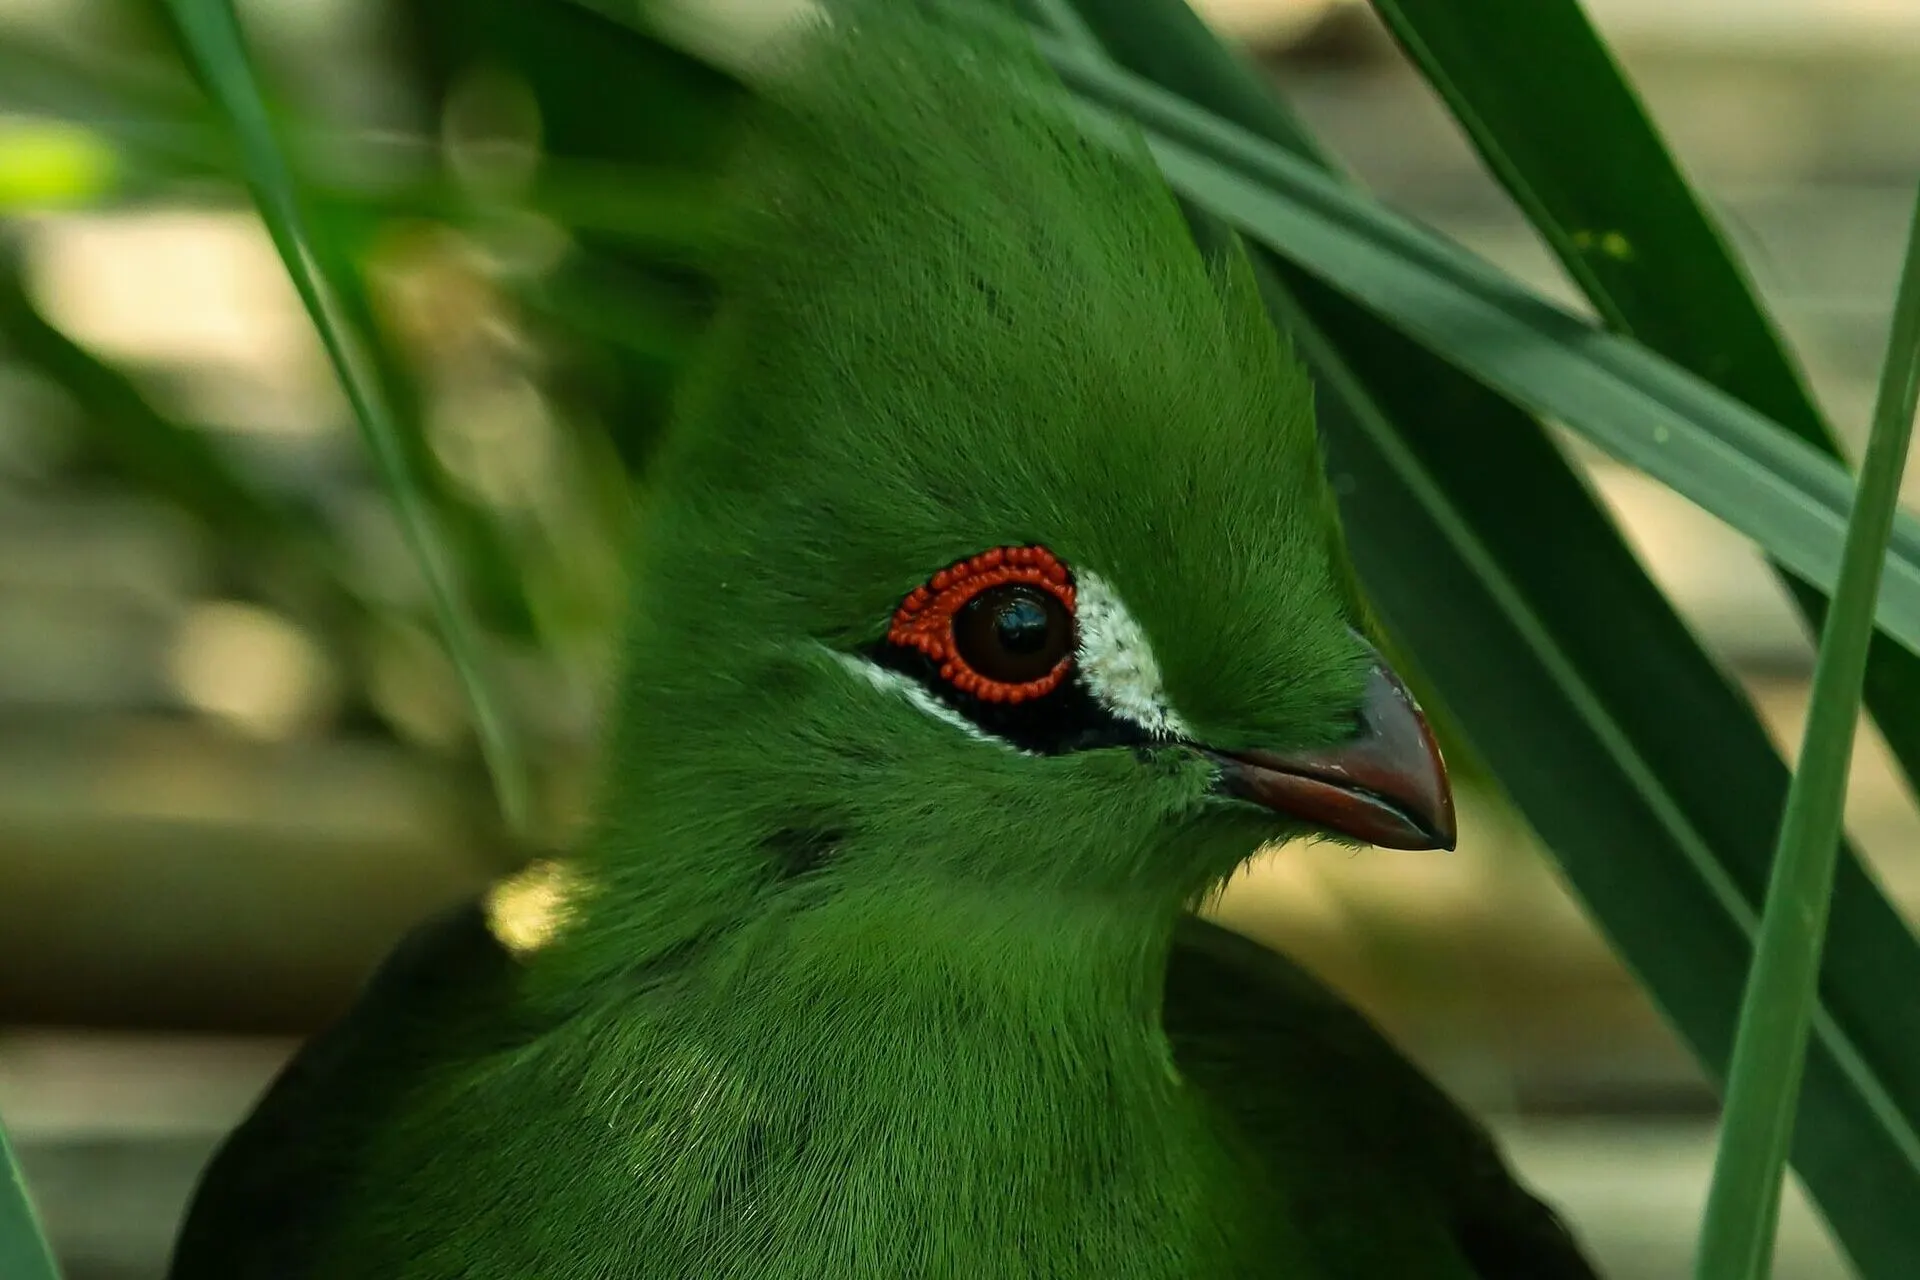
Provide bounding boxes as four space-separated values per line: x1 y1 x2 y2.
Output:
1362 0 1822 421
1034 38 1920 659
1366 0 1920 918
1696 183 1920 1280
0 1121 60 1280
159 0 531 832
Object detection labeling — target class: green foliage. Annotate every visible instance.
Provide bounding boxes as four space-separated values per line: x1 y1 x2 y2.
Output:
1697 184 1920 1280
1366 0 1920 877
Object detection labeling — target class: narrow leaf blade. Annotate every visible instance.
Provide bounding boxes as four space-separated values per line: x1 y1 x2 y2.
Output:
0 1121 60 1280
1698 180 1920 1280
160 0 532 831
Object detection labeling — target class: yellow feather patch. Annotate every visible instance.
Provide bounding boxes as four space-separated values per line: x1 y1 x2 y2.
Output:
484 858 582 956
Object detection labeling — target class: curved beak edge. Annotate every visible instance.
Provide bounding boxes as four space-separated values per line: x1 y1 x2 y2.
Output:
1203 657 1457 852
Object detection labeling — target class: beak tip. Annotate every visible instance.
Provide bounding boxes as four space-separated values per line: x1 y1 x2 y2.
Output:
1380 801 1456 852
1202 645 1458 853
1410 716 1458 853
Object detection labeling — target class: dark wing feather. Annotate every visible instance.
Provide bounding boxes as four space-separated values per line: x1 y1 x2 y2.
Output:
167 897 529 1280
1166 913 1603 1280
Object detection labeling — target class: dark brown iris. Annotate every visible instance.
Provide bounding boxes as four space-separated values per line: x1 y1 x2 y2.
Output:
953 583 1074 686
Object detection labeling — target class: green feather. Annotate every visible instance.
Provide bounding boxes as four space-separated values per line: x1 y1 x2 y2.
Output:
167 5 1600 1278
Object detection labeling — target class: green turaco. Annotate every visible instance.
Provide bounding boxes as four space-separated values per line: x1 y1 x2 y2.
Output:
169 3 1601 1277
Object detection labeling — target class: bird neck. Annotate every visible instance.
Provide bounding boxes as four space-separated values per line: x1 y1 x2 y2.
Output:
524 850 1191 1077
672 887 1208 1221
694 879 1179 1052
501 876 1259 1277
507 844 1258 1271
543 864 1193 1108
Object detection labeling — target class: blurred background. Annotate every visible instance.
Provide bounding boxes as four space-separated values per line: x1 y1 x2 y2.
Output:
1 0 1917 1275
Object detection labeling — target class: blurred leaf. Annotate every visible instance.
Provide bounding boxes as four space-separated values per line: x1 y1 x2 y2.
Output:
0 1121 59 1280
0 25 232 196
303 212 548 644
517 263 700 367
0 232 437 745
396 0 747 476
1699 183 1920 1280
1047 0 1920 1272
395 0 746 176
160 0 532 832
0 241 327 552
0 121 121 210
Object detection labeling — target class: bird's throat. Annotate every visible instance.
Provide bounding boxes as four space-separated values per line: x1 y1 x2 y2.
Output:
496 856 1259 1274
658 901 1218 1268
620 886 1207 1218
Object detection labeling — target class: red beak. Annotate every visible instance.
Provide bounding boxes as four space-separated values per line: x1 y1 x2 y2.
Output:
1203 654 1456 851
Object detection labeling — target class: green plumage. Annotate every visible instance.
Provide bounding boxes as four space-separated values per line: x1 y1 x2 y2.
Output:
169 4 1599 1277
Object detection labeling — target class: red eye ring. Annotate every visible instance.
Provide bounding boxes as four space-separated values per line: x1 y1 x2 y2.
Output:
888 545 1077 704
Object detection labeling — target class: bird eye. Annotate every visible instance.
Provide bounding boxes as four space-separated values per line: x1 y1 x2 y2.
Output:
885 545 1077 703
955 584 1073 684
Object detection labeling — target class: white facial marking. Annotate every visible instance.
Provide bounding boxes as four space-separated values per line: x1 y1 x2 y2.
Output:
1073 571 1192 740
828 650 1028 754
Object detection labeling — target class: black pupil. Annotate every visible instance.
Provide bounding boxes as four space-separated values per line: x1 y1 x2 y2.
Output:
995 597 1052 653
954 584 1072 686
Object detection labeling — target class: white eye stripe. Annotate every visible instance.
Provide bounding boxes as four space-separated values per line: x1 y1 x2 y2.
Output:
828 650 1028 754
1072 571 1190 741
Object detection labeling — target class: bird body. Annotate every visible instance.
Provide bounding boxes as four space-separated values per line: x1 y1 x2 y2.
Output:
169 3 1600 1276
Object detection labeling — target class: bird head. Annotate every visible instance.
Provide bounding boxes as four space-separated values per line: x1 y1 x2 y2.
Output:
574 4 1453 942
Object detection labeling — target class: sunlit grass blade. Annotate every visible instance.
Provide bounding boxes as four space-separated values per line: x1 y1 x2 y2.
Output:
1696 182 1920 1280
159 0 531 832
0 1121 59 1280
